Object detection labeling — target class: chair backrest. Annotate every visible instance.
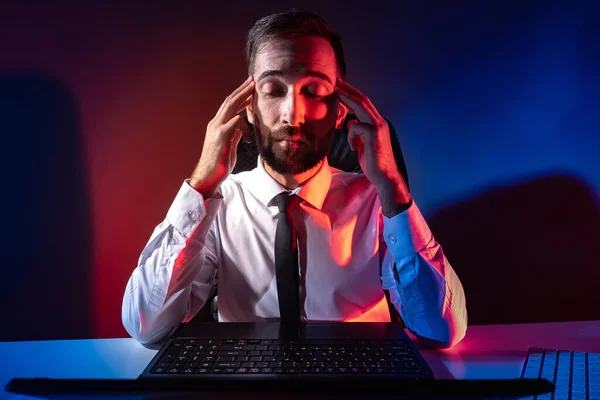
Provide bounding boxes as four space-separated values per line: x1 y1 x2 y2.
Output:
192 114 410 323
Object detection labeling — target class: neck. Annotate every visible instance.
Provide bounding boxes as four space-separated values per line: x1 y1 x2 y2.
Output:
262 158 323 190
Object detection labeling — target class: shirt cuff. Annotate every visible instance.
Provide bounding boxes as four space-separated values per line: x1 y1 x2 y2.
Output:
166 180 223 238
382 201 433 260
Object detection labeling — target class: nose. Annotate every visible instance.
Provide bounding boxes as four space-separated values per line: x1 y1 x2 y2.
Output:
280 91 305 127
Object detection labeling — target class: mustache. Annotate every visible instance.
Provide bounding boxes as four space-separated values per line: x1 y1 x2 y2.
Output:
270 126 308 142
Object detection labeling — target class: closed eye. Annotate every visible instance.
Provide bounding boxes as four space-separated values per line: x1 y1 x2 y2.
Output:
304 83 331 98
264 88 285 98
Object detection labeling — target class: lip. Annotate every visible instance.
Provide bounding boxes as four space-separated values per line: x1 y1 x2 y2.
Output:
276 139 307 147
277 137 307 143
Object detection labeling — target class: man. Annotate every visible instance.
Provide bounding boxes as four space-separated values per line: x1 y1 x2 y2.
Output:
122 10 467 348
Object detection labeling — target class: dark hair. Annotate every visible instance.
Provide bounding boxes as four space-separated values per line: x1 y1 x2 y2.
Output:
245 10 347 79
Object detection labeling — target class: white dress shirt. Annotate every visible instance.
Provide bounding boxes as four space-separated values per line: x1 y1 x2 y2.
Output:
122 156 467 346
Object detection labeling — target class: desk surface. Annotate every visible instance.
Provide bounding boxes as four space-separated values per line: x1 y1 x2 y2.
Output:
1 320 599 400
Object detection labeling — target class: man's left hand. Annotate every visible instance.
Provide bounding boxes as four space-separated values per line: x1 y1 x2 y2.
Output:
335 78 411 214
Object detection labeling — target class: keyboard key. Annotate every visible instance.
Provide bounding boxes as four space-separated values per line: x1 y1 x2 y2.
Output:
215 362 241 368
215 356 236 362
255 362 270 368
222 351 247 356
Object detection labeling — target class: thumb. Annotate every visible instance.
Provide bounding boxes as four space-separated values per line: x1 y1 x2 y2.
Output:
229 128 243 168
347 121 373 150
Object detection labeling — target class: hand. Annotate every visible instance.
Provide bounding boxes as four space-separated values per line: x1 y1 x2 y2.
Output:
190 76 255 197
335 79 411 216
334 78 402 188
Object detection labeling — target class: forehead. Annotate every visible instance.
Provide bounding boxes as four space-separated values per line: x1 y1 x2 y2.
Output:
253 36 337 79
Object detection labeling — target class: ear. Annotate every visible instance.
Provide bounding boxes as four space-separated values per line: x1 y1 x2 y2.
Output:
335 102 349 130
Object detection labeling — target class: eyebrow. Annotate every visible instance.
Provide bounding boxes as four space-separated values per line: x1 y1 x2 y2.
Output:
257 70 333 85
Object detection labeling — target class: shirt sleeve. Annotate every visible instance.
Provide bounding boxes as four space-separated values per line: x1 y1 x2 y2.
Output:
379 201 467 348
121 180 223 344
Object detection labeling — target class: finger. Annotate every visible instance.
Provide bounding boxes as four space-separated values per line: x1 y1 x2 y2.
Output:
217 78 255 124
230 127 243 161
347 130 357 151
234 112 252 143
336 79 380 120
335 88 378 125
347 121 376 147
215 76 254 120
221 114 246 140
242 124 253 143
215 76 252 120
347 120 358 151
348 131 365 159
235 94 252 116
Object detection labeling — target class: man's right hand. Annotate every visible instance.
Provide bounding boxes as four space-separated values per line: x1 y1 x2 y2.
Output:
190 76 255 197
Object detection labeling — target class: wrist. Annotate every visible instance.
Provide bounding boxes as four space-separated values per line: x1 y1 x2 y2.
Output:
376 176 412 218
189 174 221 198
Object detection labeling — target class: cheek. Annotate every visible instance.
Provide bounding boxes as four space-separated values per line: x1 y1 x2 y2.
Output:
306 96 339 121
255 97 279 124
307 102 330 120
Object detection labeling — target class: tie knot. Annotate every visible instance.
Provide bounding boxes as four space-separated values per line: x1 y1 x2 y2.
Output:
274 192 299 214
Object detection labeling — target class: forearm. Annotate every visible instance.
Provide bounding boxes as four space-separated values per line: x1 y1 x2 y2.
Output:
122 181 222 344
122 224 214 345
380 202 467 348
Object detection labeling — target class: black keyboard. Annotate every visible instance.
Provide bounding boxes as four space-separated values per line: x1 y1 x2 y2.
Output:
149 338 426 376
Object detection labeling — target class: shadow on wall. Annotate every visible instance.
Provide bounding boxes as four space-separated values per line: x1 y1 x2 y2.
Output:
428 174 600 326
0 71 93 341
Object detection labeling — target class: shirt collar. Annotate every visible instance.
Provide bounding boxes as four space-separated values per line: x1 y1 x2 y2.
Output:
244 155 332 210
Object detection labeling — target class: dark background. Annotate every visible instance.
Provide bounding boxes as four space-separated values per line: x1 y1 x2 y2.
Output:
0 0 598 341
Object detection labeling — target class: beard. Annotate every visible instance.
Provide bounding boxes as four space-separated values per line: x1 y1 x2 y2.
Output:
253 118 335 175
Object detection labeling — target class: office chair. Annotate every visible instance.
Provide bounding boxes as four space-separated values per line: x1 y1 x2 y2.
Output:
192 114 410 324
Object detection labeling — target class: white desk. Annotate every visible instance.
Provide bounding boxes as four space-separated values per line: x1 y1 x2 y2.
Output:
1 320 599 399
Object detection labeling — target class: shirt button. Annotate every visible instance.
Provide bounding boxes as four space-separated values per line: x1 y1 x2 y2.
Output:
389 235 397 244
189 210 200 220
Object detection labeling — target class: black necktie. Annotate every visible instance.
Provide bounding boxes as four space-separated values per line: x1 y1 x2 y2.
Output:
274 193 301 328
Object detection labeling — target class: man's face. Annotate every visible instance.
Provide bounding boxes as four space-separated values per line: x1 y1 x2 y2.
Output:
247 36 347 175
